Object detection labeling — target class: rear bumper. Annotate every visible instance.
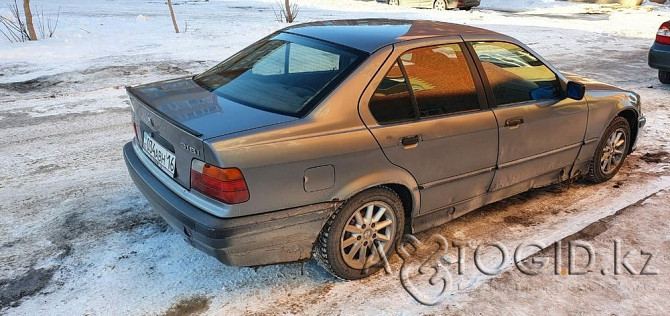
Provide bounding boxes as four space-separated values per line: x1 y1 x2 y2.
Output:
649 42 670 71
123 142 340 267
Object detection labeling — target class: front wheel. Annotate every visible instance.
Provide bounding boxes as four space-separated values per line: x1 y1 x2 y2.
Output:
660 70 670 84
586 116 631 183
314 187 405 280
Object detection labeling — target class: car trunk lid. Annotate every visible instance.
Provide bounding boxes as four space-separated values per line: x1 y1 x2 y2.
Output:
129 77 298 139
127 77 297 188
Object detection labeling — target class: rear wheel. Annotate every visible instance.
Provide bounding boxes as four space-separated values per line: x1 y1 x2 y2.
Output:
660 70 670 84
388 0 400 5
586 117 631 183
459 6 473 10
433 0 447 10
315 187 405 280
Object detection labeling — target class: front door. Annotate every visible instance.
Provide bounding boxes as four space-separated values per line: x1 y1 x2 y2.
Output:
469 41 588 191
361 42 498 214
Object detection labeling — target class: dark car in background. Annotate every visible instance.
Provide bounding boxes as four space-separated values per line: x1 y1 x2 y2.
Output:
385 0 480 10
649 20 670 84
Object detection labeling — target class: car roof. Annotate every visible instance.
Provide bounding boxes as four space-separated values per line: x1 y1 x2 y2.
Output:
282 19 504 53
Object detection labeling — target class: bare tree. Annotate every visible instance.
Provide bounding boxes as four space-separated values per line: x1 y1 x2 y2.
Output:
0 0 29 42
283 0 294 23
1 0 59 42
23 0 37 40
167 0 180 33
35 6 59 39
272 0 298 23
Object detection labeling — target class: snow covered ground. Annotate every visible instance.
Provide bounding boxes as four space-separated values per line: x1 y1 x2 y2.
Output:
1 0 669 315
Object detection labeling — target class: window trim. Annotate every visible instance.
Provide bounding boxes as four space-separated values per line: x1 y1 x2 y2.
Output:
465 40 565 108
368 42 489 125
396 57 421 120
367 58 420 125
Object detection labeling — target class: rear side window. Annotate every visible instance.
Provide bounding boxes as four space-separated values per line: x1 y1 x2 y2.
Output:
400 44 480 118
369 61 416 124
194 33 365 117
471 41 561 106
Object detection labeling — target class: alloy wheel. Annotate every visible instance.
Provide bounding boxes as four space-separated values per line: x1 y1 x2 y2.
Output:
600 127 627 175
340 201 397 270
434 0 447 10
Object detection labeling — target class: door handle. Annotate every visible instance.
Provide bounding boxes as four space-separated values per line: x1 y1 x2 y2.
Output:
400 135 421 149
505 117 525 128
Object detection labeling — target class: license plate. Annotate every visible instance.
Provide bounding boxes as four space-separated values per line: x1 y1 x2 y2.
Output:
142 132 176 177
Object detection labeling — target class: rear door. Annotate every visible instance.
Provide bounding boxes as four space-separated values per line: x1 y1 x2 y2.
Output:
417 0 434 7
468 41 588 191
360 39 498 214
404 0 425 7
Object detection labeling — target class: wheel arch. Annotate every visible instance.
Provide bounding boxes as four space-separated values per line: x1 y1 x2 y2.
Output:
332 172 420 231
383 183 415 232
616 108 638 153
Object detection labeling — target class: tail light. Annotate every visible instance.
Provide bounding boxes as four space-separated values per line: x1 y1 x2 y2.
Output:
190 160 249 204
657 22 670 45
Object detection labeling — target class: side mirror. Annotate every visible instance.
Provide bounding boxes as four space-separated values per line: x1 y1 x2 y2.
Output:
566 81 586 100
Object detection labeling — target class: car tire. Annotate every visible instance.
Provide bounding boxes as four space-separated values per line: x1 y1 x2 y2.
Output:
660 70 670 84
388 0 400 5
314 187 405 280
433 0 447 10
586 116 631 183
459 6 472 10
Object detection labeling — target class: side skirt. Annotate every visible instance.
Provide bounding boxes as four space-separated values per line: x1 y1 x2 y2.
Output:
412 167 573 233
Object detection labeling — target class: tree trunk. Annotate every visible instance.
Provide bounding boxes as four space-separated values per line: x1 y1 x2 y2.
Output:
23 0 37 40
284 0 293 23
167 0 180 33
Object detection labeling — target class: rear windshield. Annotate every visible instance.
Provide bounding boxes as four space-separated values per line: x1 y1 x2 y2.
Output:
194 33 366 117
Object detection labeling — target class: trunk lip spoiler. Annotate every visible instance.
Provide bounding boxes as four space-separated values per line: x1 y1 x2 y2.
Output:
125 85 204 137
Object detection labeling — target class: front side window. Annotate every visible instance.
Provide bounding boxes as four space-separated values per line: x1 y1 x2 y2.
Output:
400 44 481 118
471 41 561 106
194 33 364 117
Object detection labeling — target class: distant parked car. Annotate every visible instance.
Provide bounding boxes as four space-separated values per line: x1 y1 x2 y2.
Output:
649 20 670 84
124 19 644 280
385 0 480 10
